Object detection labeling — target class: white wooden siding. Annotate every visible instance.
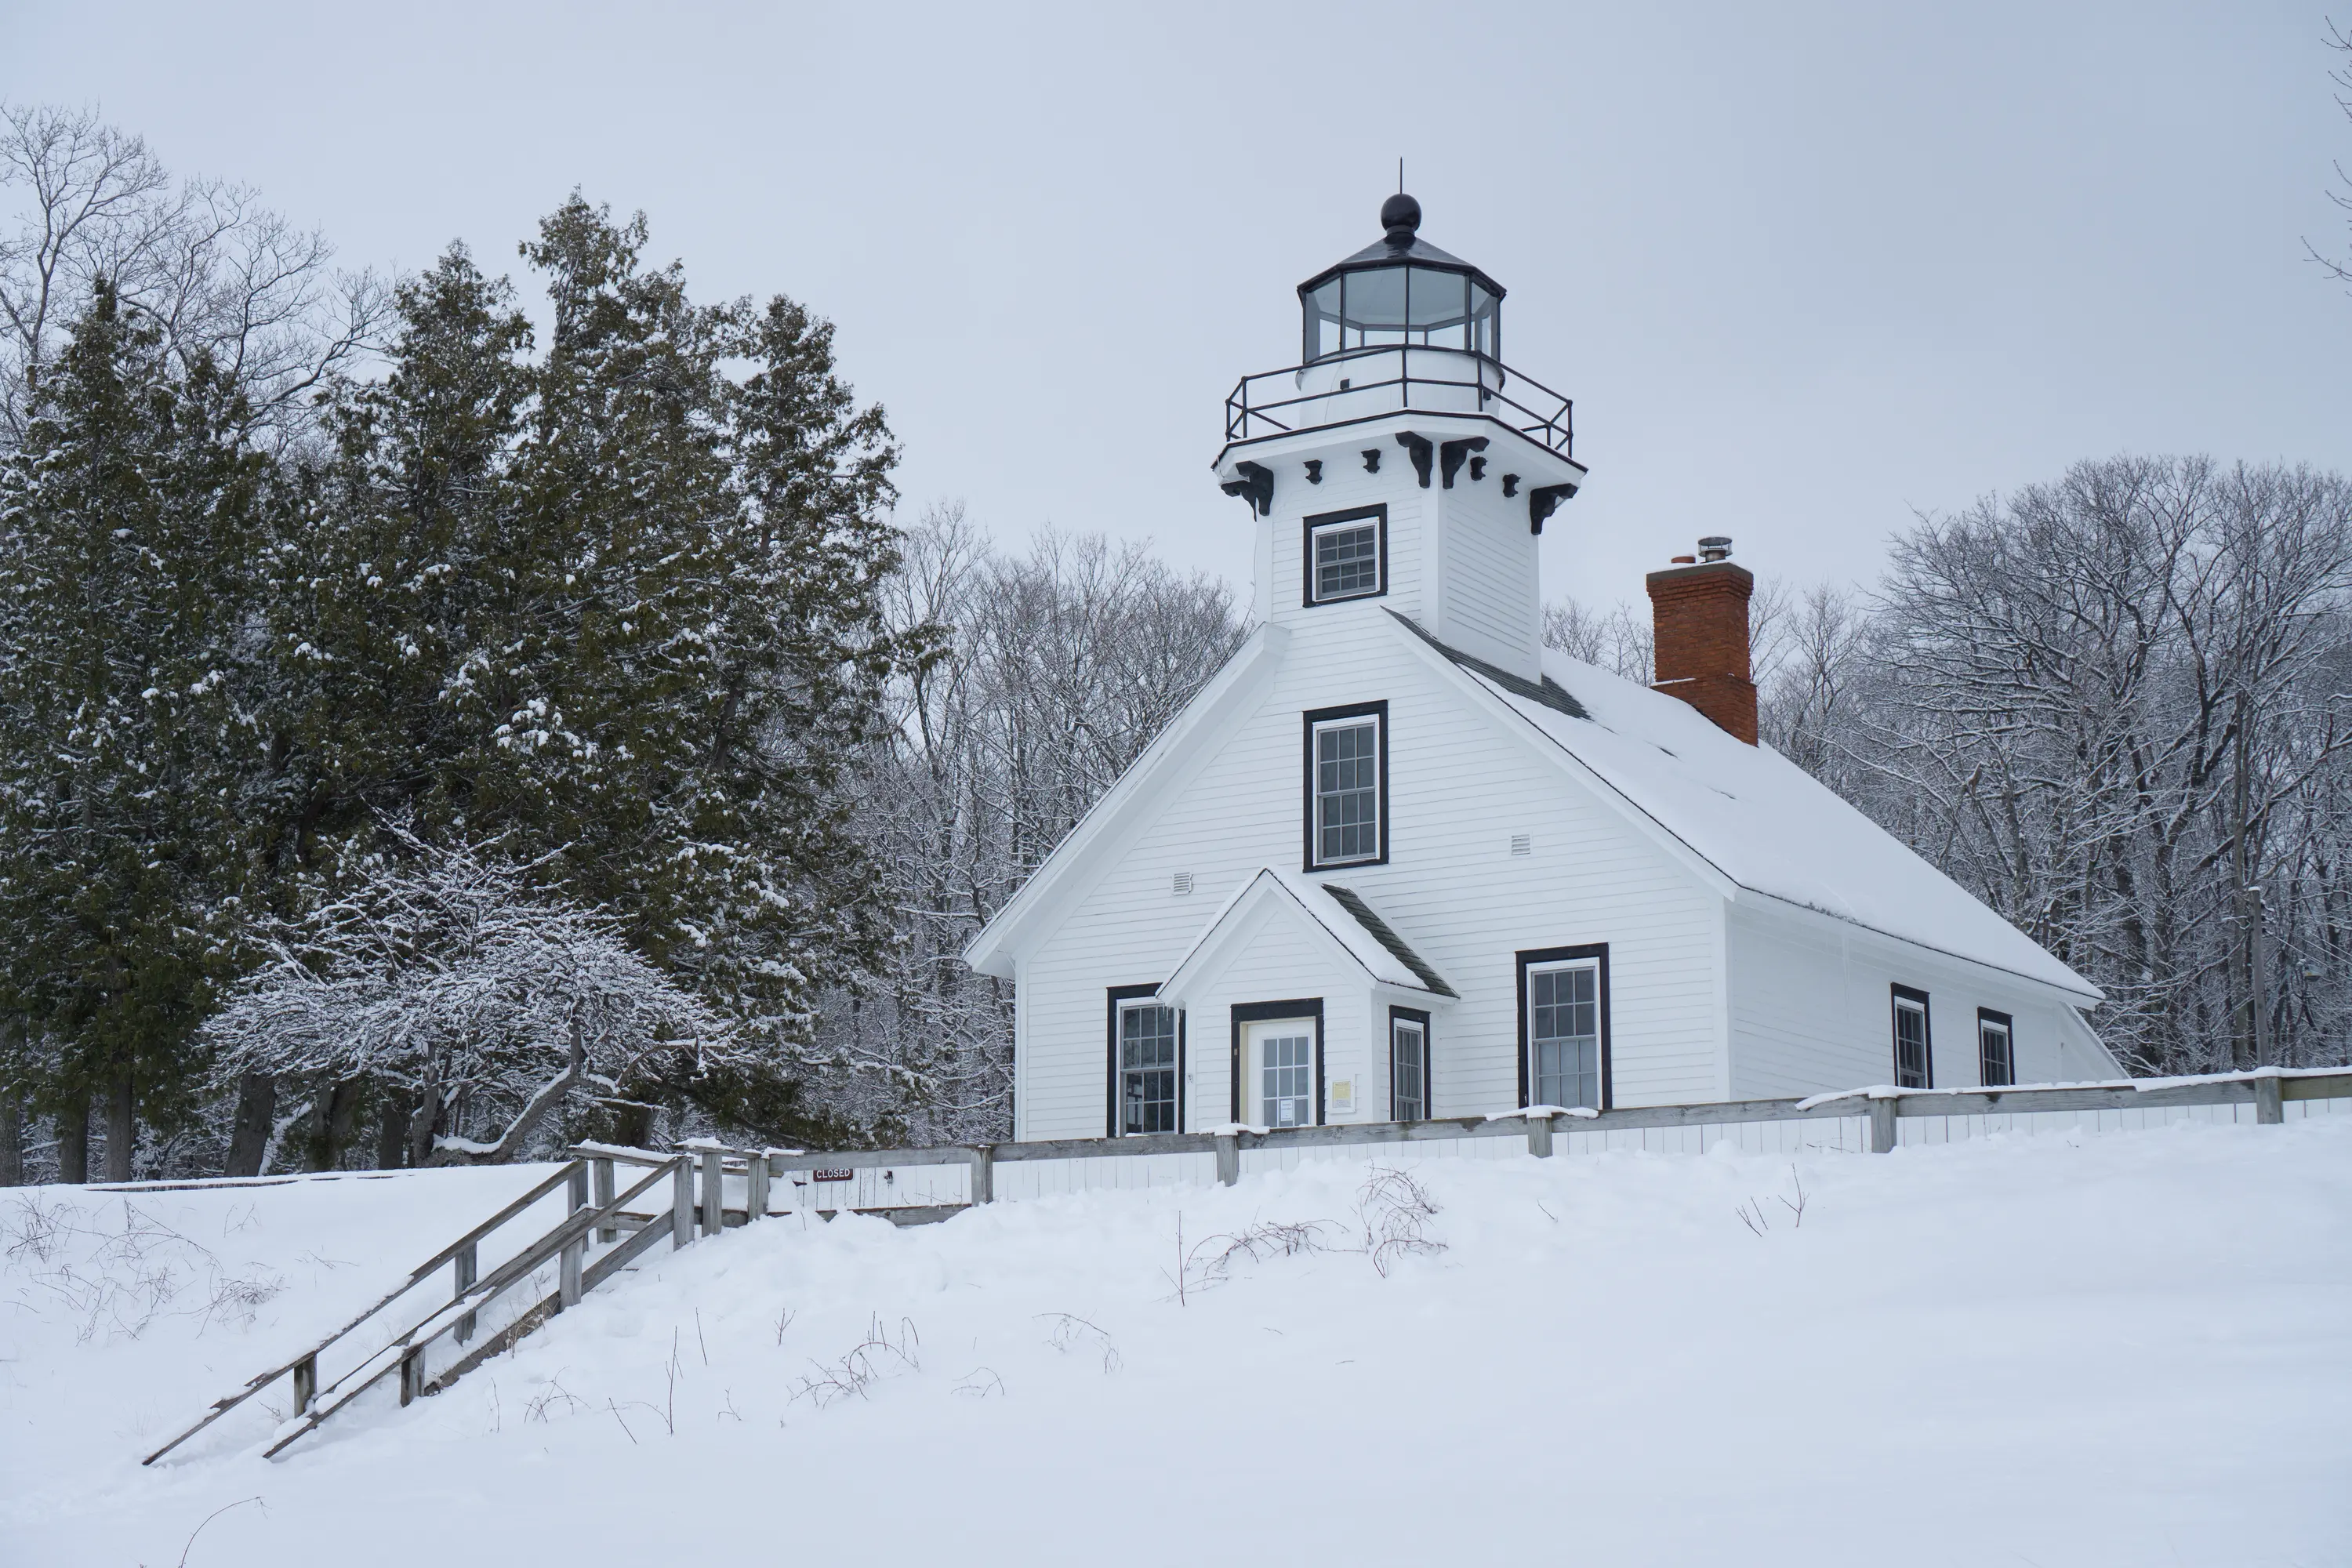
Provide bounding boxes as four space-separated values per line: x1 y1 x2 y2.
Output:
1726 904 2108 1099
1015 609 1722 1139
1178 895 1365 1127
1261 465 1426 629
1428 481 1541 678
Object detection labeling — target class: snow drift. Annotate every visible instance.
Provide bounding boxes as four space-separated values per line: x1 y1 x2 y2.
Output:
4 1120 2348 1566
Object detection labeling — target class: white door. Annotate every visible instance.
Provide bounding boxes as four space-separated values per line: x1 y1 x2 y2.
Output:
1245 1019 1316 1128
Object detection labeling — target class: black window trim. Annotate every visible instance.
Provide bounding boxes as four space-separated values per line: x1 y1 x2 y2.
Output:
1890 983 1933 1089
1515 944 1612 1110
1105 982 1182 1138
1229 998 1326 1128
1388 1004 1432 1122
1301 503 1388 608
1976 1005 2014 1088
1302 700 1390 872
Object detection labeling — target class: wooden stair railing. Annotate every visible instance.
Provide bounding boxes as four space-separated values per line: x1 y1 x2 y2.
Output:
140 1145 759 1466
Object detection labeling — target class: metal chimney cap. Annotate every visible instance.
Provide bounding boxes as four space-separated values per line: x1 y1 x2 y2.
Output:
1697 535 1733 562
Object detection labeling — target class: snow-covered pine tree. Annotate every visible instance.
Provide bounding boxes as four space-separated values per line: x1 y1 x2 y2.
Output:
0 281 270 1180
264 202 908 1153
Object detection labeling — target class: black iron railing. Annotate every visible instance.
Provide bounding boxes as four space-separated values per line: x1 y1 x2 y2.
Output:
1225 345 1573 457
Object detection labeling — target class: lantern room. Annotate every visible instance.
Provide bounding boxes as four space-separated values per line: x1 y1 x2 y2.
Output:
1298 194 1504 365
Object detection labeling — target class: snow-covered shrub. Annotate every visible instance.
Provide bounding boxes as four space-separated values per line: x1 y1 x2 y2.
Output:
201 837 741 1164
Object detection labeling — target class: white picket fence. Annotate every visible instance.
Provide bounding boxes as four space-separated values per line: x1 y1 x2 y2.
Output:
736 1066 2352 1219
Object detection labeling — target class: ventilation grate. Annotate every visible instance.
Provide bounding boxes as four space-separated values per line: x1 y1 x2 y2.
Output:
1510 834 1532 856
1172 872 1194 895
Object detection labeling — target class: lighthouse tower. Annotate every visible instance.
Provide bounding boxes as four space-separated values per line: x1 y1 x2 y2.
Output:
1213 194 1587 683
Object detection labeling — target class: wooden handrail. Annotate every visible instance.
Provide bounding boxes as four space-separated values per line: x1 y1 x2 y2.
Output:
145 1156 684 1467
255 1156 683 1460
140 1158 590 1466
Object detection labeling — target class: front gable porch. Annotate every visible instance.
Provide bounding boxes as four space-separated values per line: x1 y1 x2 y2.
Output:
1145 869 1453 1132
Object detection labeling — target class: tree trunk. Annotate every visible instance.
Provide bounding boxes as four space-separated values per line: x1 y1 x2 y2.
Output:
0 1015 21 1187
103 1073 135 1182
56 1089 89 1184
223 1072 275 1177
310 1078 361 1172
373 1086 413 1170
0 1087 20 1187
406 1075 442 1171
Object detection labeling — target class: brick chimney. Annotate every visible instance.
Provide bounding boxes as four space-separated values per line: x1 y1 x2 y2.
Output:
1646 536 1757 745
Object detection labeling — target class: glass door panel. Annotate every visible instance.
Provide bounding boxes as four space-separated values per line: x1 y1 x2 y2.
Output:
1247 1020 1316 1128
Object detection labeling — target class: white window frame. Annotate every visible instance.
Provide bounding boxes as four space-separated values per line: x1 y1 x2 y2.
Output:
1390 1011 1428 1121
1892 987 1932 1089
1305 706 1385 869
1525 956 1604 1110
1305 507 1385 605
1114 997 1178 1136
1977 1009 2013 1088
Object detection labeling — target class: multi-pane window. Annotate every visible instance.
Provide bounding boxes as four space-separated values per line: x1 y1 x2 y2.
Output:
1978 1010 2013 1087
1391 1015 1427 1121
1303 507 1385 606
1314 522 1380 600
1314 717 1381 865
1528 961 1601 1109
1119 1004 1177 1134
1892 989 1931 1088
1261 1032 1314 1127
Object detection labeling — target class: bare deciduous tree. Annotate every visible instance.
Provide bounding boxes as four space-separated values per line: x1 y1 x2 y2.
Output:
0 102 382 450
808 506 1247 1140
2310 20 2352 291
1553 459 2352 1078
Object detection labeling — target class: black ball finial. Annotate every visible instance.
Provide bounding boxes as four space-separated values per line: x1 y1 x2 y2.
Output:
1380 192 1421 247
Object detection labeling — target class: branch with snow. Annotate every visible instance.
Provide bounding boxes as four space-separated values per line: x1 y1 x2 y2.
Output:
200 837 742 1163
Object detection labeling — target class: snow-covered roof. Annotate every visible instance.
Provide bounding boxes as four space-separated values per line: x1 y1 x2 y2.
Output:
1160 868 1453 1005
1398 614 2100 1002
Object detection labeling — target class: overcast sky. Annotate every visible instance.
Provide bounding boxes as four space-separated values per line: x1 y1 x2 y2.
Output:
9 1 2351 610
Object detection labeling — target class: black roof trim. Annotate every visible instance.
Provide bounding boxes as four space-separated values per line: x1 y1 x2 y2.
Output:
1386 608 1590 720
1321 884 1457 998
1298 237 1504 301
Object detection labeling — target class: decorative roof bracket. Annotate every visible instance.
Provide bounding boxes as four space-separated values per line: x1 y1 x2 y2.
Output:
1439 436 1489 489
1528 482 1578 534
1395 431 1435 488
1221 460 1276 517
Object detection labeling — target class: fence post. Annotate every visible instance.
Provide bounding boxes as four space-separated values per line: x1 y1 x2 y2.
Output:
292 1353 317 1415
2255 1074 2285 1126
397 1345 423 1407
453 1242 478 1344
593 1156 616 1242
1214 1133 1240 1187
1868 1097 1898 1154
970 1144 995 1205
558 1159 588 1309
670 1156 694 1249
1526 1113 1554 1159
701 1148 725 1236
746 1152 771 1221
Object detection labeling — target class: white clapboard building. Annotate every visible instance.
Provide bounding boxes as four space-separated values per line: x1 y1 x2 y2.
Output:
964 195 2118 1142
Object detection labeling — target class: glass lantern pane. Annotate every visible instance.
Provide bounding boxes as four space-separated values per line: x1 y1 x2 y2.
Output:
1345 266 1408 346
1471 283 1500 358
1304 278 1344 361
1404 267 1470 331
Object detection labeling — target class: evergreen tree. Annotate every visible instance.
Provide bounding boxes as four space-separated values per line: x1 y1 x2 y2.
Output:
269 202 907 1150
0 281 269 1178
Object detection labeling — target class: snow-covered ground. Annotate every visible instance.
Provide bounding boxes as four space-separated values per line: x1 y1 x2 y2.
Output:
5 1120 2348 1567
